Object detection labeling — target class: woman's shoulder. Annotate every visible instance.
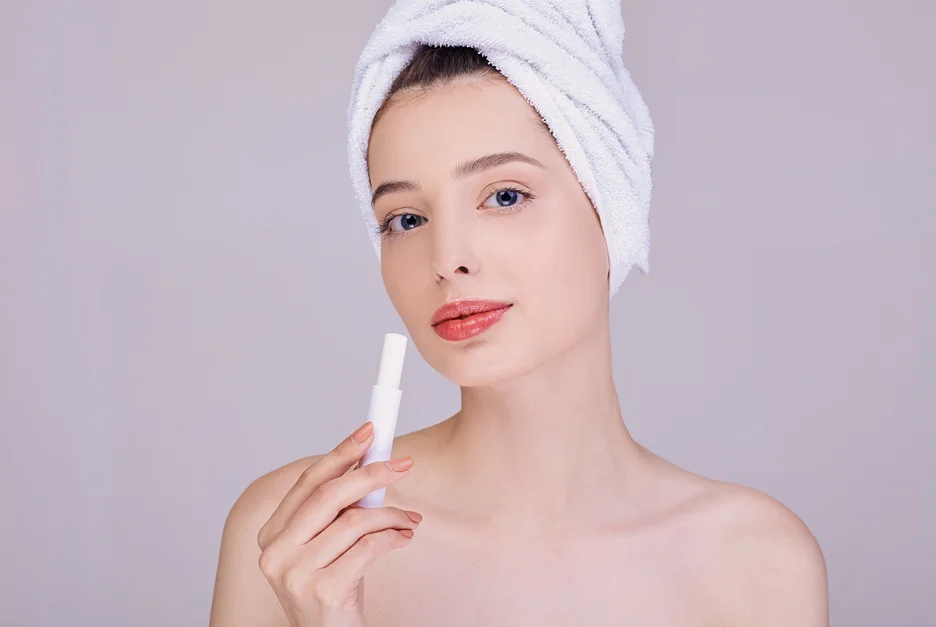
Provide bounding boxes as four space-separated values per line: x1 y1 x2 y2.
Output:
657 459 825 566
225 426 430 531
648 453 821 546
701 482 824 570
221 455 322 553
230 428 433 516
211 454 324 626
664 468 828 622
246 454 323 502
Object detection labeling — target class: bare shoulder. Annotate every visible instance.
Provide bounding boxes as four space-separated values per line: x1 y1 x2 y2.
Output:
209 427 428 626
209 454 321 627
225 423 432 531
227 454 323 530
687 480 829 626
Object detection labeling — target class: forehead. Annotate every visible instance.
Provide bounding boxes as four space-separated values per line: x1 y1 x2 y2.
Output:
367 78 556 182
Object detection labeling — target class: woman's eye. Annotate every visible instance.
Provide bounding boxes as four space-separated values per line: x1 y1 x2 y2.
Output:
483 188 527 208
386 213 426 232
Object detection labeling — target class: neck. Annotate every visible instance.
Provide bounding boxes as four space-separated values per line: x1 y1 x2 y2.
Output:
431 321 651 534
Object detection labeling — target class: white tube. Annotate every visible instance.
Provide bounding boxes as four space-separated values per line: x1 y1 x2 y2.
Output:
354 333 407 508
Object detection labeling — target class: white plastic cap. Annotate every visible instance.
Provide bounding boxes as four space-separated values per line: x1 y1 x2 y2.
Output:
375 333 407 389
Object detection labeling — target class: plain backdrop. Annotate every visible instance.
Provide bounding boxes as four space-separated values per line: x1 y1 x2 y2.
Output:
2 0 934 625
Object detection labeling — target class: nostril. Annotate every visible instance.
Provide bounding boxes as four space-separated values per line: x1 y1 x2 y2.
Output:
456 265 469 273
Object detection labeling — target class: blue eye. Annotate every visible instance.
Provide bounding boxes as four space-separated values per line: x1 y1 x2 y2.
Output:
484 188 526 208
379 186 534 237
381 213 425 234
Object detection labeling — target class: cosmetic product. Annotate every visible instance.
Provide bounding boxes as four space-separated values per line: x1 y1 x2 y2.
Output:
354 332 407 508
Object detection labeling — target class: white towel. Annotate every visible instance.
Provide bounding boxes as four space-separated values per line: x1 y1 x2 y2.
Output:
347 0 654 298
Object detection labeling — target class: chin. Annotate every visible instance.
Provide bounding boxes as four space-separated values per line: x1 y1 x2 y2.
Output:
420 334 542 388
443 356 532 387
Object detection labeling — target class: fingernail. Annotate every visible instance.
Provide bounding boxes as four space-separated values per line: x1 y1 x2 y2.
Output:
350 421 374 443
387 457 414 472
405 511 423 523
399 529 415 538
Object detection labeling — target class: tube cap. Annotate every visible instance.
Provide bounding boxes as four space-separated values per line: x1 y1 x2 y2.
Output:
375 333 407 389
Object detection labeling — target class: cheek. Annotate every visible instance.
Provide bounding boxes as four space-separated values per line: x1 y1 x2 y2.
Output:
517 197 607 290
381 245 435 333
513 198 608 334
381 251 414 316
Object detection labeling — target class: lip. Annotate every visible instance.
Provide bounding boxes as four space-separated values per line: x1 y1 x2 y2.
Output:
430 299 513 342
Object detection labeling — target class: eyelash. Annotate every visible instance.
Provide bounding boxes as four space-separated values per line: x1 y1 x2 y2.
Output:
377 186 536 238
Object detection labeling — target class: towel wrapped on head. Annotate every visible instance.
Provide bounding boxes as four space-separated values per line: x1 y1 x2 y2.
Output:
347 0 654 298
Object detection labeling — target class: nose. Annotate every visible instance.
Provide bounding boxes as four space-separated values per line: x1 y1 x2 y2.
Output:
430 212 479 282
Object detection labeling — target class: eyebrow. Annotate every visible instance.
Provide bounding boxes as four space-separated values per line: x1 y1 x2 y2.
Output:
370 151 546 206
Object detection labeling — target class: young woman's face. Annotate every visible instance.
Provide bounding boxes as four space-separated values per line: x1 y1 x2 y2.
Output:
367 76 610 386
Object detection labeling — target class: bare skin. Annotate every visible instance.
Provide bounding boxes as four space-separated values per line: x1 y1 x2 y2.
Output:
212 424 826 626
210 75 828 626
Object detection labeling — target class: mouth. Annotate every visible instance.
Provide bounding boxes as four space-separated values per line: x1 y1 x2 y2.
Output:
430 299 513 342
431 299 513 325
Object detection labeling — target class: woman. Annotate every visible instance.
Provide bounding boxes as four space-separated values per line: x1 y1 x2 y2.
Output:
210 16 828 627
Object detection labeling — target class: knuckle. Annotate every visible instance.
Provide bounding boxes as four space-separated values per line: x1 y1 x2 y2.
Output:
310 480 336 507
257 550 280 578
383 528 407 549
281 566 309 596
361 528 394 552
298 462 320 485
256 521 279 550
390 507 413 524
334 437 359 461
339 506 365 528
312 576 345 609
340 433 361 453
366 460 389 478
357 532 378 551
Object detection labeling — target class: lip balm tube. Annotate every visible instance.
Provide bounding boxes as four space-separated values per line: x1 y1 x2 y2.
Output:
354 332 407 508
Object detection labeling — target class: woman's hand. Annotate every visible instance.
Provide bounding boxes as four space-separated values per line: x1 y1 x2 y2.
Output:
256 421 422 627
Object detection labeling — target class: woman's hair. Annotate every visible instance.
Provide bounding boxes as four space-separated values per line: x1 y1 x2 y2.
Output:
368 44 551 157
371 45 500 131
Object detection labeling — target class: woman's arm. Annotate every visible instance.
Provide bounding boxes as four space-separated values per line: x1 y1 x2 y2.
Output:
209 457 321 627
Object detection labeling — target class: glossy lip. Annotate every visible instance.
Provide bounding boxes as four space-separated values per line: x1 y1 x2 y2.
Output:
430 299 513 326
431 302 512 342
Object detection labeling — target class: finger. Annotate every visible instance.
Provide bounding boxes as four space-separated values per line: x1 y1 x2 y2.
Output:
303 506 422 570
258 422 374 549
319 528 416 592
274 456 414 549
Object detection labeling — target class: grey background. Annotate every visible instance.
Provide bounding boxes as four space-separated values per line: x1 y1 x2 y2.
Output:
2 0 933 625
